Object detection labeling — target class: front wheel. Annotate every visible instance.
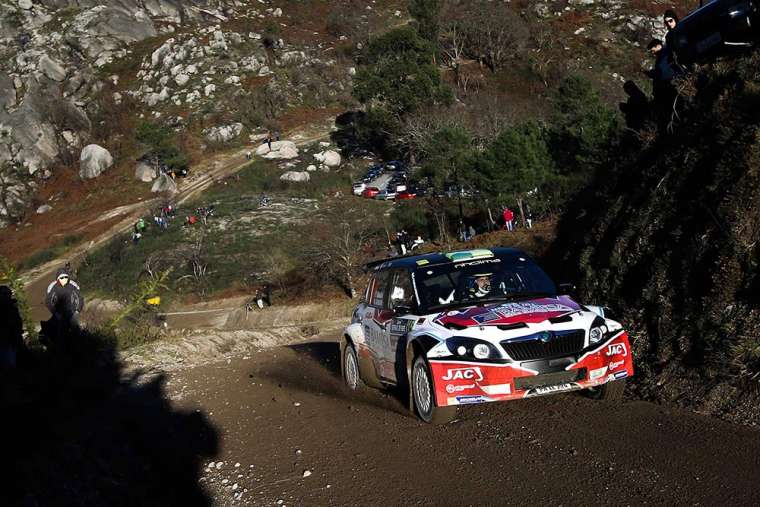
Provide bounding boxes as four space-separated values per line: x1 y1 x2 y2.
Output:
586 379 626 401
343 343 363 391
411 356 456 424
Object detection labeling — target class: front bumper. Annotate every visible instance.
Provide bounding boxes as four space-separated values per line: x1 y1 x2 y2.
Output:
429 331 634 407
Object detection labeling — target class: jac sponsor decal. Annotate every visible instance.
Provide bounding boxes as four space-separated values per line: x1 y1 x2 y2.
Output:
608 359 625 371
446 383 475 394
524 382 580 398
455 395 489 404
442 367 484 382
606 343 628 357
589 366 608 380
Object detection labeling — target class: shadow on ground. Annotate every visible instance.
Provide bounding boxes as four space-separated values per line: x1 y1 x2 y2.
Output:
0 328 219 506
281 341 410 415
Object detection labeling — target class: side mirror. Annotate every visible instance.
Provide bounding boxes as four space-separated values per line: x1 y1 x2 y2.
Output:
558 283 576 295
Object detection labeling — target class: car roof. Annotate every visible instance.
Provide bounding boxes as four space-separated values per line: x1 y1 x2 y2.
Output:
366 247 529 272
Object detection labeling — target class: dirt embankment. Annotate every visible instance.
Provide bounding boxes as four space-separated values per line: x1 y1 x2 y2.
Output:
548 54 760 425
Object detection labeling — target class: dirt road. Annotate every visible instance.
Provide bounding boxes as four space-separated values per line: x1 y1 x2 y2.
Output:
166 336 760 506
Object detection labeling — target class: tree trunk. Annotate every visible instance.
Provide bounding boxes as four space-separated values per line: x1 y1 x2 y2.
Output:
346 269 356 299
516 195 527 229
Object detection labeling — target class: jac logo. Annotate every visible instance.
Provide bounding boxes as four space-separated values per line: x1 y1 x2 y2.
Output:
442 367 483 382
606 343 627 357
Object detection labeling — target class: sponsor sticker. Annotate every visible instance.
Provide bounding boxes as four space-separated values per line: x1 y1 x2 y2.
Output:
446 383 475 394
524 382 579 398
614 371 628 380
455 395 489 404
481 384 511 395
442 367 484 382
472 312 502 324
608 359 625 371
589 366 608 380
606 343 628 357
494 302 575 319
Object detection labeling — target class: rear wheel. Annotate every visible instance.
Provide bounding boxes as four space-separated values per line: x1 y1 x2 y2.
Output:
587 379 626 401
343 343 362 391
411 356 456 424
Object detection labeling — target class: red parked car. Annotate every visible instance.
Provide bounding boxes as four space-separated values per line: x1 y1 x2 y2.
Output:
362 187 380 198
396 190 416 200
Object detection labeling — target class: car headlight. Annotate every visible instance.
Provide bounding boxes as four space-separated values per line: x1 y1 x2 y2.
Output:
446 338 499 360
589 317 608 344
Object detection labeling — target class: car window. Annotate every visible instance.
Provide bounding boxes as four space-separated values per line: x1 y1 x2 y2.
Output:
389 270 415 310
369 271 391 308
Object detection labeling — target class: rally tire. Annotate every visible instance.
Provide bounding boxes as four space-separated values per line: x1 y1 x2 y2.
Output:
411 355 456 424
587 379 626 401
343 343 363 391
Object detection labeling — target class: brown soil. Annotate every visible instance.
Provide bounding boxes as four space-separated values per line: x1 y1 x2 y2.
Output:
163 333 760 506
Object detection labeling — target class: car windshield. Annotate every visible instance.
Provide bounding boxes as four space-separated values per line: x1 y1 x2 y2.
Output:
413 254 557 312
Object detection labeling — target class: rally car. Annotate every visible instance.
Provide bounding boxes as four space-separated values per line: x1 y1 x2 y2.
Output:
341 248 634 423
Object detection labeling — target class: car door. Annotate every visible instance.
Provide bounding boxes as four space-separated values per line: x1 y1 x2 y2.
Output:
361 270 393 377
384 269 418 384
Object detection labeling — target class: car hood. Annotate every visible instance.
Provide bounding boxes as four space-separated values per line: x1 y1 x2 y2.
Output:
433 296 581 328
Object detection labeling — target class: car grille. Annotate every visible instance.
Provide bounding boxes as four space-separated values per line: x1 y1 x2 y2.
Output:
514 369 585 391
500 330 585 361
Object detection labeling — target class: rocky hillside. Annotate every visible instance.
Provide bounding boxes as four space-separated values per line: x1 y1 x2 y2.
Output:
548 53 760 425
1 0 695 230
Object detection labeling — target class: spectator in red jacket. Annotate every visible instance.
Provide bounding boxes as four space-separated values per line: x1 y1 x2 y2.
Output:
502 208 514 231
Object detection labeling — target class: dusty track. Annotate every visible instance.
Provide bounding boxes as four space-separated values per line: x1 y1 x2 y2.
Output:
150 332 760 506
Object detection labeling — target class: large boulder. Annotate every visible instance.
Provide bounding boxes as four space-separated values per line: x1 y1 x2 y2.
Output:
151 173 178 193
313 149 341 167
279 171 310 182
205 123 243 143
79 144 113 179
256 140 299 160
38 54 67 82
135 161 157 182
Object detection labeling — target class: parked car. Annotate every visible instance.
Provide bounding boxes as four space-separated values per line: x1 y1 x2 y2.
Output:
396 190 416 200
668 0 759 65
341 248 633 423
374 189 397 200
352 182 367 196
362 187 380 198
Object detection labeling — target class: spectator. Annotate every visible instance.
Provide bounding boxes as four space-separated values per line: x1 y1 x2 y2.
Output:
647 38 683 131
525 206 534 229
663 9 679 33
411 235 425 250
0 285 23 369
245 151 252 161
266 132 272 150
45 269 85 342
503 207 514 231
274 130 281 142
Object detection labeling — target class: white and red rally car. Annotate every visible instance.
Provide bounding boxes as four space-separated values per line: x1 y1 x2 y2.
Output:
341 248 633 423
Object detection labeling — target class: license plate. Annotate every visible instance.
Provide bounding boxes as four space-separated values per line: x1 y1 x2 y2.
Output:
524 382 578 398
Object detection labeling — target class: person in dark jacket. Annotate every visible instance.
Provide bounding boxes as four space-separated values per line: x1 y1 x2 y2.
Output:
0 285 24 368
647 38 683 131
45 269 84 339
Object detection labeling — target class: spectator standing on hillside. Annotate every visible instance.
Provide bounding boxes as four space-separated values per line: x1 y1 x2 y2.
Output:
503 207 514 231
0 285 24 369
411 235 425 250
525 206 534 229
266 131 273 150
45 269 85 341
646 38 682 131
